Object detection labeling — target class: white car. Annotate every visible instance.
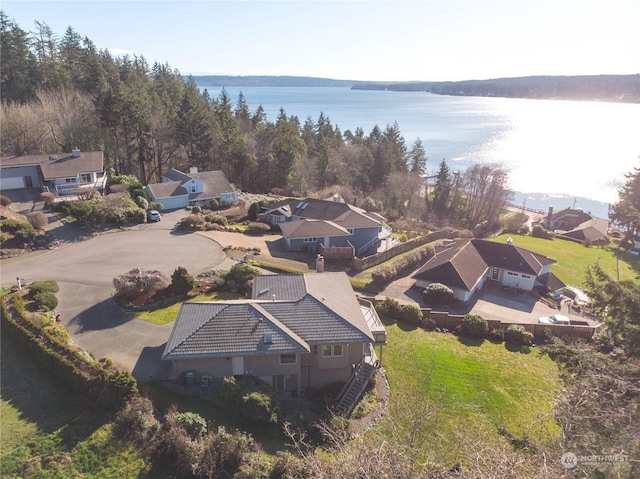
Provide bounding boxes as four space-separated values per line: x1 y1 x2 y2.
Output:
538 314 570 325
148 210 162 222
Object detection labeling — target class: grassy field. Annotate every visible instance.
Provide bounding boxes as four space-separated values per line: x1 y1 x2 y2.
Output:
134 290 239 325
491 233 640 287
374 322 561 463
0 333 150 478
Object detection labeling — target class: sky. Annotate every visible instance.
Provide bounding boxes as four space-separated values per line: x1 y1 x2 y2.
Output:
3 0 639 82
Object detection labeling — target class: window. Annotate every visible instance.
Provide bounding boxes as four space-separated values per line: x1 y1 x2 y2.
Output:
322 345 343 357
522 274 532 279
303 237 317 243
280 354 296 364
65 178 77 184
79 173 92 183
191 185 197 193
347 228 354 235
507 271 519 277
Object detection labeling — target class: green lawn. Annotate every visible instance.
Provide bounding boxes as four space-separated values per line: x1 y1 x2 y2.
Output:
491 233 640 287
134 290 239 325
375 323 561 462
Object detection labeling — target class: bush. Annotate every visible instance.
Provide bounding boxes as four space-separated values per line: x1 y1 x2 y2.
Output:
131 188 147 200
531 224 552 239
176 214 204 231
27 211 48 230
113 268 170 299
420 317 437 331
115 396 159 447
135 195 149 210
241 391 279 424
68 200 93 223
423 283 455 305
0 194 12 206
171 266 195 295
400 304 423 325
460 314 488 338
488 328 505 343
128 207 147 224
371 245 435 288
15 223 37 242
1 218 24 232
34 291 58 311
29 280 60 294
191 205 202 214
75 187 98 200
175 412 208 439
246 222 271 235
40 192 55 207
375 297 402 322
205 213 228 227
505 324 534 346
248 201 264 221
149 201 163 211
209 198 220 210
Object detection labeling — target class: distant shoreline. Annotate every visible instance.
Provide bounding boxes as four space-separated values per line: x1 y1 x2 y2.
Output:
190 74 640 104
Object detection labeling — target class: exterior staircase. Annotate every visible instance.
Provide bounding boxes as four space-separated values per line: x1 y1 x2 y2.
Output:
334 356 379 417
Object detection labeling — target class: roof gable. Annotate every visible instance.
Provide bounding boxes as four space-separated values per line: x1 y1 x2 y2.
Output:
146 181 188 199
279 219 350 238
1 151 104 179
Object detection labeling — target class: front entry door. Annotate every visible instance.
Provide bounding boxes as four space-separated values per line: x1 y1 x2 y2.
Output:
232 356 244 376
25 176 33 187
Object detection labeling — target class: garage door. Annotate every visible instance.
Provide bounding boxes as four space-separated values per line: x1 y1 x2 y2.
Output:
0 176 25 190
158 196 189 210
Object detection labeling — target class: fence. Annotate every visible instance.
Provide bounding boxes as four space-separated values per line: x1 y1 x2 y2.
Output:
353 230 457 271
319 241 355 260
422 308 600 342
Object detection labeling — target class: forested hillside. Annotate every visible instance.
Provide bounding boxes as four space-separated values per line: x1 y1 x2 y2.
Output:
353 75 640 103
0 11 510 230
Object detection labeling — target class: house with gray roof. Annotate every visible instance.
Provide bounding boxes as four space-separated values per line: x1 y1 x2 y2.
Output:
413 238 564 302
145 167 238 210
0 149 106 195
543 207 609 244
162 272 386 398
262 196 392 256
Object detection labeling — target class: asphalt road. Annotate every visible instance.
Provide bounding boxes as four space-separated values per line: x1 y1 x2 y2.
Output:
2 210 227 378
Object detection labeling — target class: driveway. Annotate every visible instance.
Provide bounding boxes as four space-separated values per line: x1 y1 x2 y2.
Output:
2 209 227 378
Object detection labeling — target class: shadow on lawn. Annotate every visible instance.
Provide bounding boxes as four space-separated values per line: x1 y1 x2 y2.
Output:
0 333 112 444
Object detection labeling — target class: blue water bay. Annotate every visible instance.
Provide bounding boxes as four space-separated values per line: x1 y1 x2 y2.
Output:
199 85 640 218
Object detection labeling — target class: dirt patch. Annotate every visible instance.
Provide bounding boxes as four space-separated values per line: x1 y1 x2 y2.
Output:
350 369 390 436
127 281 215 307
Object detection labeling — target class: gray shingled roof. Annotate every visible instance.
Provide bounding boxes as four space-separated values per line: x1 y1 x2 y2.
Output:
1 151 104 179
163 302 310 360
279 219 350 239
163 273 374 361
146 181 188 199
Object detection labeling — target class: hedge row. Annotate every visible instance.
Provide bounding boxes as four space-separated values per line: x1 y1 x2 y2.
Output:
371 244 435 288
1 296 137 410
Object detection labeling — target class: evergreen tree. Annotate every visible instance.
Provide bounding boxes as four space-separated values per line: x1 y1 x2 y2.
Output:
609 161 640 245
0 12 38 103
409 138 427 176
432 159 452 219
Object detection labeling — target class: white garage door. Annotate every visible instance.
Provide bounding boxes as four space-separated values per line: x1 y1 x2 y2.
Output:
158 196 189 210
0 176 25 190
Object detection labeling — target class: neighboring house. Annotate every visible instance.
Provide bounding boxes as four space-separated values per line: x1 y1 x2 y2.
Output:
0 149 106 195
413 238 565 302
145 167 238 210
543 206 609 244
262 196 392 256
162 272 386 399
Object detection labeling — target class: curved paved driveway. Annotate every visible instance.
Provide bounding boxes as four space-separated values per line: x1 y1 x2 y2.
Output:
2 217 226 379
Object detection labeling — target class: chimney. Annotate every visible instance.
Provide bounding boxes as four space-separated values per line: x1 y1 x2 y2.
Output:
316 254 325 273
190 166 198 174
71 148 81 158
546 206 554 228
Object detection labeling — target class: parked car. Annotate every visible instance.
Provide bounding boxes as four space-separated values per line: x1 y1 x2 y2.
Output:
148 210 162 222
538 314 570 325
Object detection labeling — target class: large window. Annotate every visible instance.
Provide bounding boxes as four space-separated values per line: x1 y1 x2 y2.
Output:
79 173 92 183
280 354 296 364
303 237 317 243
322 345 343 357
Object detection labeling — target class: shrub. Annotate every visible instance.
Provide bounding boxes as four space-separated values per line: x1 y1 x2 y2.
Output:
113 268 170 299
209 198 220 210
115 396 159 447
423 283 455 305
68 200 93 222
29 280 60 294
75 187 98 200
460 314 488 338
241 391 279 424
171 266 195 295
176 214 204 231
34 291 58 311
175 412 208 439
0 194 12 206
191 205 202 215
40 191 55 207
131 188 147 200
246 222 271 235
371 245 435 288
400 304 423 325
15 223 37 242
505 324 534 346
488 328 505 343
205 213 228 226
1 218 23 232
27 211 48 230
149 201 163 211
247 201 264 221
420 316 437 331
503 212 529 234
135 195 149 210
128 207 147 224
375 297 402 322
531 224 552 239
